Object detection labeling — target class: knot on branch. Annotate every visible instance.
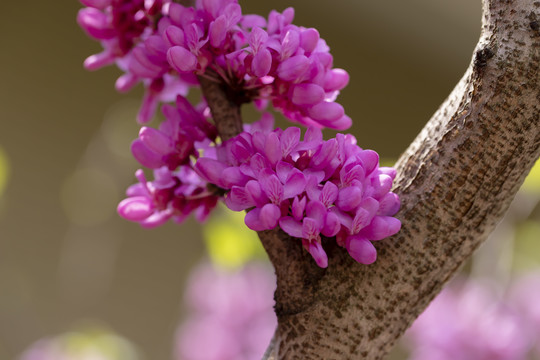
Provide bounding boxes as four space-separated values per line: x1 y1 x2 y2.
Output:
528 11 540 35
474 47 495 69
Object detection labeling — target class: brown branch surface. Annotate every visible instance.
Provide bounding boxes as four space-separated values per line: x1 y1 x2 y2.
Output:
198 75 243 141
200 0 540 358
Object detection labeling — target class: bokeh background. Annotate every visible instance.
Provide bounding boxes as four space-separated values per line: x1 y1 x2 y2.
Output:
0 1 491 359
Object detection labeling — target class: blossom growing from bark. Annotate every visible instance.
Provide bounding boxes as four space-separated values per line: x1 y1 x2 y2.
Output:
163 2 351 129
131 95 217 170
77 0 196 122
117 166 219 227
79 0 350 128
195 117 401 267
81 0 400 268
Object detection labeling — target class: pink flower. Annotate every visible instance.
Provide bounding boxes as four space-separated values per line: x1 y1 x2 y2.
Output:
405 278 532 360
82 2 397 268
194 116 401 267
80 0 351 128
176 262 277 360
118 167 219 227
131 96 216 170
78 0 197 122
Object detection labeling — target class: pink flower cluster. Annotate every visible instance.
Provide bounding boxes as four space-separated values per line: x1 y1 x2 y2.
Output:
131 96 216 170
164 1 351 129
194 117 401 267
78 0 198 123
117 95 220 227
118 166 219 228
80 0 401 267
78 0 350 128
405 275 540 360
176 262 277 360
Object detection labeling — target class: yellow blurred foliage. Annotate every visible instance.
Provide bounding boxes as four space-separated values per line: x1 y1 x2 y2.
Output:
203 206 268 269
0 146 9 197
513 221 540 271
522 158 540 194
20 324 139 360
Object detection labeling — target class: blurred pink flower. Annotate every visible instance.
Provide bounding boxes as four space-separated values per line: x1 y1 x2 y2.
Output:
405 278 534 360
176 262 277 360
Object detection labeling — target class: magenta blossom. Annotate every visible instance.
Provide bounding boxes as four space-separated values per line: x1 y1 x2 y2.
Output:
80 1 401 269
79 0 351 128
164 2 351 129
78 0 197 122
118 166 219 227
131 95 217 170
194 116 401 268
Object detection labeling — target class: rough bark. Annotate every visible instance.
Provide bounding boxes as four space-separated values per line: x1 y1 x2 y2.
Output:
199 0 540 358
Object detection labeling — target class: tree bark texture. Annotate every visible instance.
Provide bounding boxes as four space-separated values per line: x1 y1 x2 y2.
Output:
200 0 539 358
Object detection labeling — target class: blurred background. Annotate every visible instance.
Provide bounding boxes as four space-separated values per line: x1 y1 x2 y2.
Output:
3 0 523 359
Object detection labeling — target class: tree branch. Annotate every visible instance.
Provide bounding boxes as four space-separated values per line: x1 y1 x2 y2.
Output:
198 75 243 141
262 0 539 358
199 0 539 358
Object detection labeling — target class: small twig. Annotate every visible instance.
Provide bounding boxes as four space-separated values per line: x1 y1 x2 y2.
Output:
198 74 243 141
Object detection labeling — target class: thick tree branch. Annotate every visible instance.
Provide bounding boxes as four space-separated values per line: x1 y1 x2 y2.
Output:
200 0 539 358
262 0 539 358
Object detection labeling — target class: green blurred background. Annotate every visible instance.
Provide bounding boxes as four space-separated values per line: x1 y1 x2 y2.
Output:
0 1 482 359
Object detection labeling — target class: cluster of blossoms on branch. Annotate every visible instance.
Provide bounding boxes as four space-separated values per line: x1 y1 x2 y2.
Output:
77 0 350 128
78 0 401 267
195 115 400 267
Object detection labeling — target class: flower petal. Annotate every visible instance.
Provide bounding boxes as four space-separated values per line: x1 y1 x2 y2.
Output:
167 46 198 73
300 28 319 53
259 203 281 229
252 48 272 77
306 200 327 224
346 235 377 265
139 126 174 155
276 161 294 184
305 240 328 268
306 102 344 122
279 216 303 238
264 132 281 167
245 208 265 231
336 186 363 212
319 181 338 207
194 158 228 187
283 169 306 199
131 139 164 169
323 211 341 237
291 83 325 106
224 186 254 211
259 170 283 204
245 180 268 207
276 55 310 81
361 216 401 241
117 196 154 222
291 196 306 221
378 192 400 216
280 127 301 158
